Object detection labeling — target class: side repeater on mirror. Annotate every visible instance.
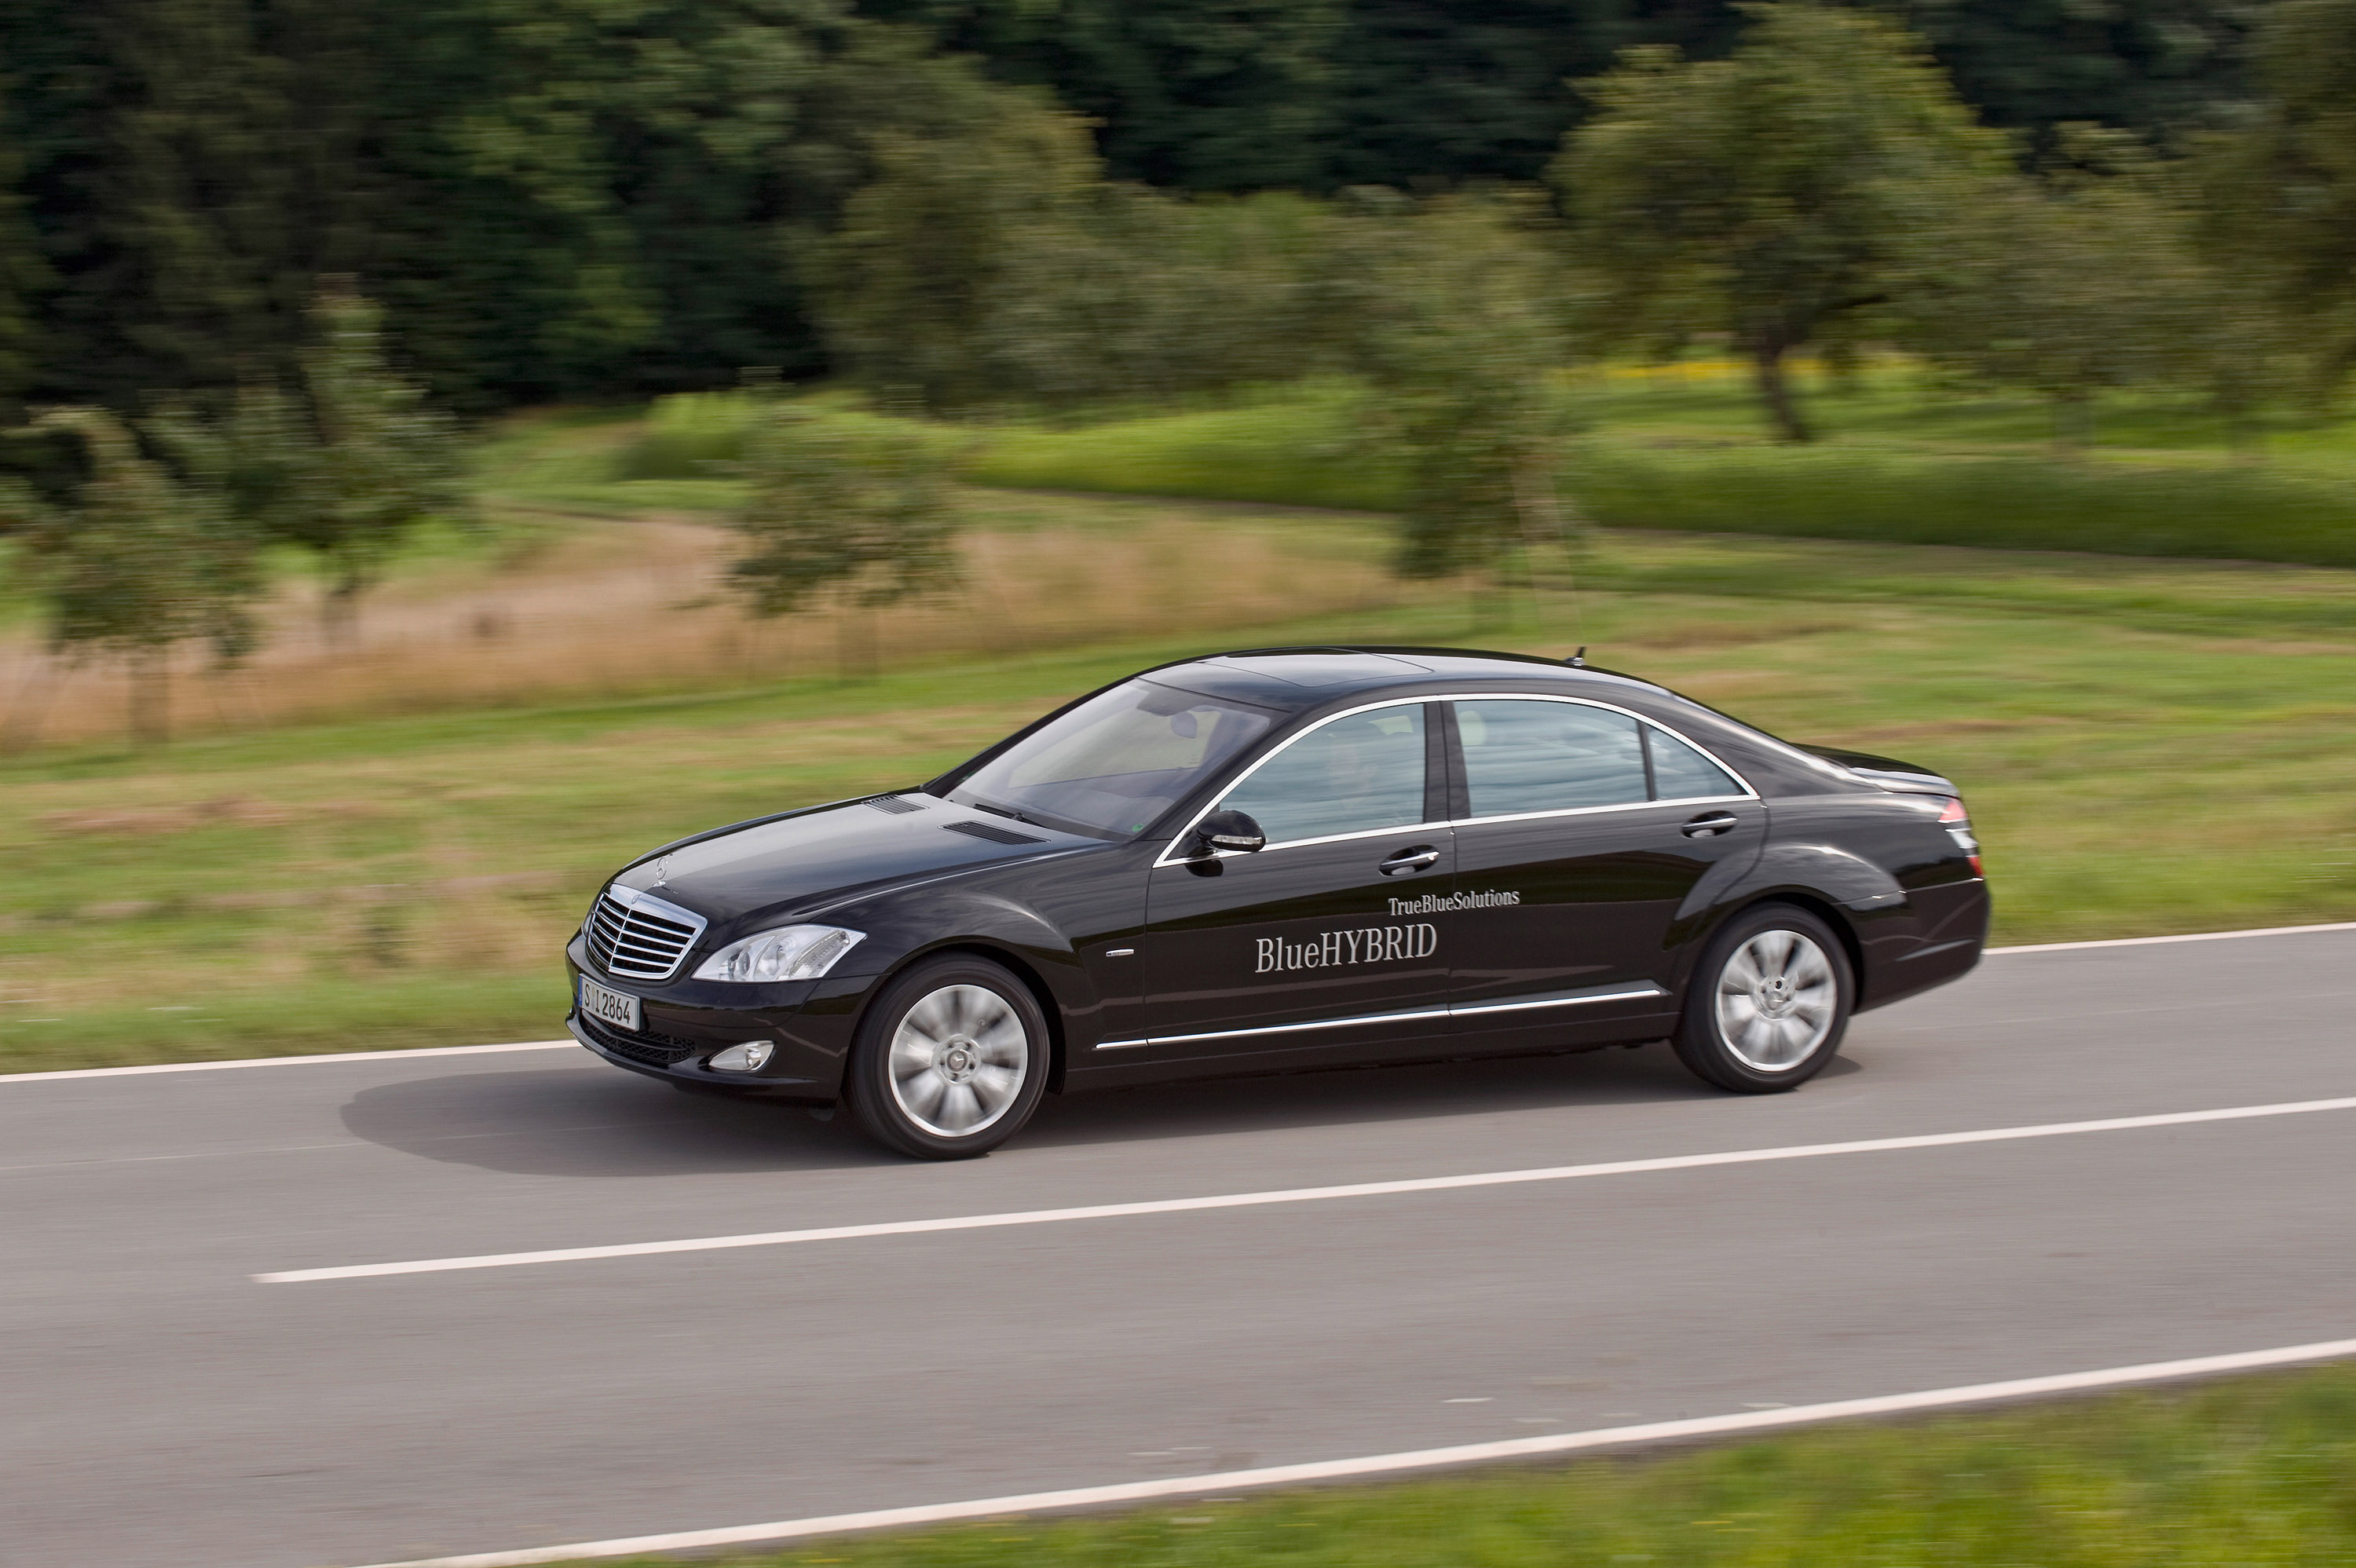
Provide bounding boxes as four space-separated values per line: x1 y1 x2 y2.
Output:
1194 809 1267 855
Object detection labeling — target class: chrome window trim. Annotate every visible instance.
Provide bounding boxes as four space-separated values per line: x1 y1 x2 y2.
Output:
1442 791 1754 833
1448 693 1761 820
1152 695 1437 868
1095 981 1668 1051
1154 691 1758 867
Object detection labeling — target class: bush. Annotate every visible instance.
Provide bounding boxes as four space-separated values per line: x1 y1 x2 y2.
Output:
950 385 2356 569
1579 442 2356 568
608 391 762 481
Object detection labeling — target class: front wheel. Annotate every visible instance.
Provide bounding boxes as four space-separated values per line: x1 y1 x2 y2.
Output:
846 956 1049 1159
1672 905 1852 1093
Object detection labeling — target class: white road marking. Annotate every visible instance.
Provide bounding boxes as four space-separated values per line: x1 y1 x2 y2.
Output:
258 1092 2356 1283
1 923 2345 1090
1987 920 2356 955
343 1334 2356 1568
0 1040 576 1085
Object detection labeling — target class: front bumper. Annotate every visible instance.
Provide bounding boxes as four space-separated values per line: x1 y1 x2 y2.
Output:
565 934 873 1102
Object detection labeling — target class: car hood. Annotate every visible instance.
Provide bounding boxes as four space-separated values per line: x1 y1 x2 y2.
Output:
610 795 1092 926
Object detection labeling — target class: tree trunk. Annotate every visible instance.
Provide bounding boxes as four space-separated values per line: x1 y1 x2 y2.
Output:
129 648 170 747
1751 339 1813 444
321 578 361 648
836 608 876 683
1509 455 1563 635
1465 579 1503 633
2226 401 2266 464
0 658 61 755
2051 391 2096 454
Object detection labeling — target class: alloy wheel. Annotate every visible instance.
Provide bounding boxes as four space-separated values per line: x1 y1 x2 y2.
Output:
1714 930 1838 1072
887 983 1031 1138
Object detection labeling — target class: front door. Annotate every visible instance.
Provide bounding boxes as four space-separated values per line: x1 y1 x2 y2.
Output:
1131 700 1456 1067
1443 697 1766 1051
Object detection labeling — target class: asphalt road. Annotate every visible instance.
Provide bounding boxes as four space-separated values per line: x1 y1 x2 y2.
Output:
6 927 2355 1568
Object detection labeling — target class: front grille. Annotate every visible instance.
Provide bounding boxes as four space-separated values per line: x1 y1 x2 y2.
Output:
585 886 707 980
577 1011 703 1067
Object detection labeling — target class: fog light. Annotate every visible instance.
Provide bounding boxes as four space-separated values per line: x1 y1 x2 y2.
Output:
708 1040 774 1073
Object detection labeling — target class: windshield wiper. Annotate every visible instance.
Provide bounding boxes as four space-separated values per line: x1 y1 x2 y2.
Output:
968 797 1037 826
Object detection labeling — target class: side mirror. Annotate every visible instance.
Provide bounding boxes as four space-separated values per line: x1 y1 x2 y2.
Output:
1194 808 1266 855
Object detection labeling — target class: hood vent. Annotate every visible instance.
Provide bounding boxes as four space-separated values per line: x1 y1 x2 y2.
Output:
861 795 926 814
944 819 1046 846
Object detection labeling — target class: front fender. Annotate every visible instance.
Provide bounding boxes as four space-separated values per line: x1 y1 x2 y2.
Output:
827 887 1099 1022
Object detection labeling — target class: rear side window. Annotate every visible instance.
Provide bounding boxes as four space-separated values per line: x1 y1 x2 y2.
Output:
1217 704 1429 844
1456 700 1648 816
1646 725 1744 801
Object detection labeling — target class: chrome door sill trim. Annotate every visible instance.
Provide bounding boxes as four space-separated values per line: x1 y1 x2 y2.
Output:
1451 982 1667 1017
1096 1005 1451 1051
1095 983 1668 1051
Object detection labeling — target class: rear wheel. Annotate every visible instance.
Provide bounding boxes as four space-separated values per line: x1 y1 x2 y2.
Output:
1672 905 1851 1093
847 956 1049 1159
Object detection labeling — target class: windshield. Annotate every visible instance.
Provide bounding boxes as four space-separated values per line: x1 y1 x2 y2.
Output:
949 678 1276 838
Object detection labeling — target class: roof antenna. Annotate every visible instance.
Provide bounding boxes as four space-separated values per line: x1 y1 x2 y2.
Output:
1568 645 1587 668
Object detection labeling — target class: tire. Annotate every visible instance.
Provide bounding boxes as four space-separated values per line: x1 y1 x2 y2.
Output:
1671 904 1853 1094
845 955 1050 1160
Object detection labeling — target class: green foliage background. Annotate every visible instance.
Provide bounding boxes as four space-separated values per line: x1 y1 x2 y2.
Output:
0 0 2284 418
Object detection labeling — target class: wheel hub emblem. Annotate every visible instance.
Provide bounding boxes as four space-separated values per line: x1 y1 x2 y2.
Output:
939 1036 979 1080
1757 976 1794 1017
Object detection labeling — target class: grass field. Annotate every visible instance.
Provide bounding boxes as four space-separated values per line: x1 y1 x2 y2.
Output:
582 364 2356 571
653 1365 2356 1568
960 376 2356 569
4 510 2353 1073
0 488 1420 747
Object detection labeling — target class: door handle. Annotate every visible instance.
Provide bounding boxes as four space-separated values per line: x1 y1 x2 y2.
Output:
1377 846 1441 876
1681 811 1740 839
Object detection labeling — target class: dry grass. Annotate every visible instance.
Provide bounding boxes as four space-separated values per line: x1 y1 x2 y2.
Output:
0 492 1417 748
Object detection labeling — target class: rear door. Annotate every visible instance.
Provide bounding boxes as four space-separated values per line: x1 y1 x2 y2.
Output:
1129 700 1457 1068
1443 697 1765 1051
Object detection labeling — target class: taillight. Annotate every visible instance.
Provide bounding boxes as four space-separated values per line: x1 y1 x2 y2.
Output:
1938 797 1984 878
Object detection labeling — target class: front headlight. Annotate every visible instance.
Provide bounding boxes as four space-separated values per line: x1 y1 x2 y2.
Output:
693 924 866 983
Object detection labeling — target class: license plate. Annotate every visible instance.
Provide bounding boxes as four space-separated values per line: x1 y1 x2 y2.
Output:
580 976 642 1033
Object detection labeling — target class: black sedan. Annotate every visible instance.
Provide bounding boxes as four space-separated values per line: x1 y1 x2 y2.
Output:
567 647 1988 1158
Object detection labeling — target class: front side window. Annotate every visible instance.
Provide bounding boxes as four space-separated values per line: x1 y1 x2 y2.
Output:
1216 704 1428 845
1456 700 1648 817
952 678 1275 837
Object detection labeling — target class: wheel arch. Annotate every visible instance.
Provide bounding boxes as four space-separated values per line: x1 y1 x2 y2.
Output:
1707 890 1867 1005
872 938 1074 1095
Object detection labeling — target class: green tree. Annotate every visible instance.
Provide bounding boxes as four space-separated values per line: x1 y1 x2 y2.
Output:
979 188 1337 411
156 284 464 641
868 0 1345 189
0 85 46 421
1551 3 2006 441
0 0 313 403
1904 127 2305 451
807 86 1107 414
2204 0 2356 394
1896 0 2267 155
10 408 262 744
1340 196 1583 623
726 400 964 677
1900 130 2208 448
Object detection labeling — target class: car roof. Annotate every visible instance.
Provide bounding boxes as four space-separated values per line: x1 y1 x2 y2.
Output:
1140 645 1671 711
